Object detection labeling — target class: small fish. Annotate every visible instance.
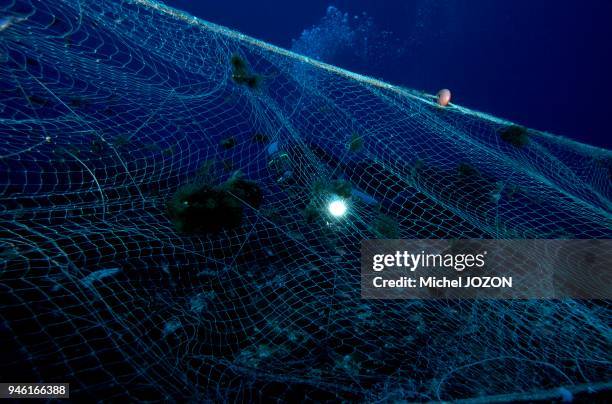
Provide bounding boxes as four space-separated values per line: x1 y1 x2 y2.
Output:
0 17 12 31
267 141 279 155
351 188 378 205
81 267 120 288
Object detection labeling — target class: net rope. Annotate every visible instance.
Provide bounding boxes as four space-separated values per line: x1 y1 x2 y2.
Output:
0 0 611 401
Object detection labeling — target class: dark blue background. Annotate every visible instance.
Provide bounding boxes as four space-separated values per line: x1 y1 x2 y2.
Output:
164 0 612 150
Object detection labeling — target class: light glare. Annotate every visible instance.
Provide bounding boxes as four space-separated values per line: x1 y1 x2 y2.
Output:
328 199 348 217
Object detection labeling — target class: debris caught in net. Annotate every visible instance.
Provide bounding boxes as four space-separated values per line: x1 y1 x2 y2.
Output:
0 0 610 402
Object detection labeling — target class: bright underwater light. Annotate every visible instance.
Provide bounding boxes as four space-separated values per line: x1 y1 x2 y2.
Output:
328 198 348 218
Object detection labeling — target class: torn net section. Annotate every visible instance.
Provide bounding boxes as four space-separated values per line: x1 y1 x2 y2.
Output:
0 0 610 401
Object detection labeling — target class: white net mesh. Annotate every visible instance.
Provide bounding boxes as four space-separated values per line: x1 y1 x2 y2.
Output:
0 0 610 401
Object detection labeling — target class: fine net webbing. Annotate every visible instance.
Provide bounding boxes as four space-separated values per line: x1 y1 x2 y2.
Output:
0 0 611 401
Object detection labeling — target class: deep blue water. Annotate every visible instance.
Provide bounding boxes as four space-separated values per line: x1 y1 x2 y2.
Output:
1 1 610 401
165 0 612 150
